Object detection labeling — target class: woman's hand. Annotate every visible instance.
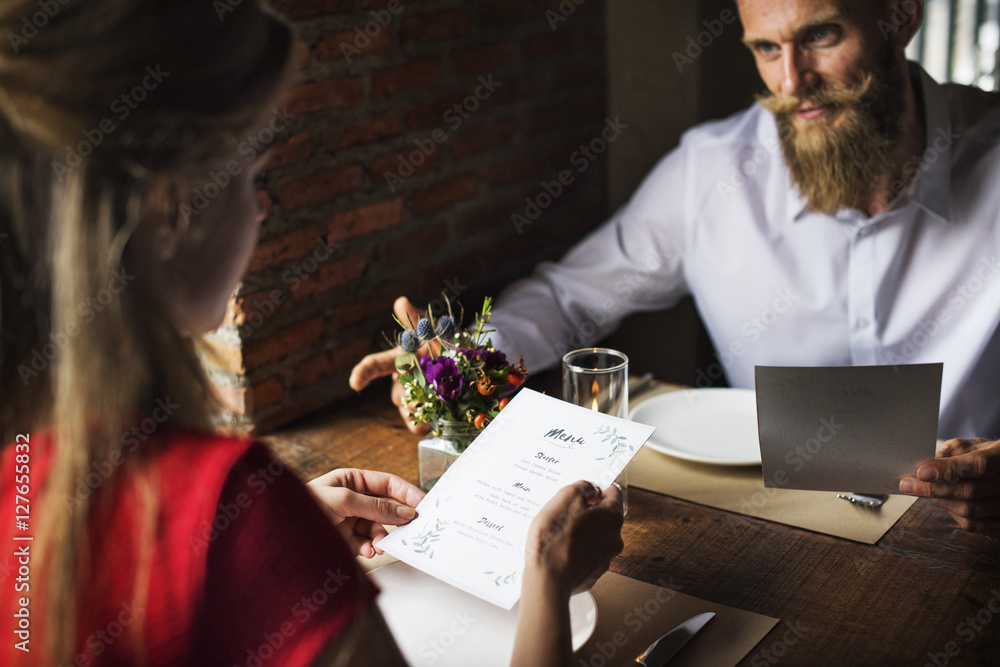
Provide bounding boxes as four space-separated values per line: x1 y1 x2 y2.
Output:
525 480 625 594
899 438 1000 538
513 481 624 667
307 468 425 558
348 296 432 434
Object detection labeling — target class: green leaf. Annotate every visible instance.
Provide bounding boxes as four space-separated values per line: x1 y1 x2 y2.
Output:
395 353 418 374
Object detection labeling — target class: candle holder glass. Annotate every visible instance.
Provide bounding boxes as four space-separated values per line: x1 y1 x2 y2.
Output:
561 348 630 514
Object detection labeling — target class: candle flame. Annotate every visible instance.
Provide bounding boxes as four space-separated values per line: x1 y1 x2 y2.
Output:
591 379 600 411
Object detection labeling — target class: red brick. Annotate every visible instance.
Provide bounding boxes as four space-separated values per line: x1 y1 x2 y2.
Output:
285 79 362 115
252 377 285 410
453 42 513 77
292 255 369 301
371 148 444 184
277 166 363 212
248 224 322 272
231 289 288 329
373 59 441 96
329 199 405 243
267 132 314 170
293 339 370 388
270 0 353 20
401 11 473 42
452 122 513 159
332 282 408 328
244 316 325 369
408 94 467 130
378 221 448 265
487 156 545 188
317 27 392 63
411 174 479 214
325 112 401 150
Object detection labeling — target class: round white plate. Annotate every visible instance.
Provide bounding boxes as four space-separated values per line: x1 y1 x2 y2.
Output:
369 561 597 667
629 388 762 466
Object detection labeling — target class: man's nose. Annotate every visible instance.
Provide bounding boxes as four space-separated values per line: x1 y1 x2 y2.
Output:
779 44 818 98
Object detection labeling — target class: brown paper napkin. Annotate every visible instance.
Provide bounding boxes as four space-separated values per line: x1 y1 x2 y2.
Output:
627 383 917 544
576 573 778 666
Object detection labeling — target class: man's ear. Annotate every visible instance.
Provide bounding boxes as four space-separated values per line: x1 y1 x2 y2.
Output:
884 0 924 51
148 175 188 262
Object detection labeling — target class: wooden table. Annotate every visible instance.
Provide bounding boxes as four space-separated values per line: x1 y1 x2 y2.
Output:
261 379 1000 666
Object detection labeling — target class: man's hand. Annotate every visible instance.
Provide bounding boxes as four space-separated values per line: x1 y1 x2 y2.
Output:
307 468 425 558
899 438 1000 539
348 296 431 434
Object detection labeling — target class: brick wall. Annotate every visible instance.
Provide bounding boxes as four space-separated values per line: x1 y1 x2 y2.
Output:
204 0 610 432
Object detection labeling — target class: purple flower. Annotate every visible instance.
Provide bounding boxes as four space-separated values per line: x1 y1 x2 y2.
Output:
461 347 508 370
420 355 464 403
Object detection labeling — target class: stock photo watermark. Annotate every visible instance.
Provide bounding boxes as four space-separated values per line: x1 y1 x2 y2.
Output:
748 620 810 666
6 0 69 53
672 6 739 74
339 0 408 63
886 253 999 369
16 267 136 386
512 116 629 233
51 65 170 182
922 587 1000 667
383 75 502 192
62 398 179 508
546 0 587 31
188 454 286 556
577 578 683 667
181 106 292 224
239 568 353 667
727 414 845 532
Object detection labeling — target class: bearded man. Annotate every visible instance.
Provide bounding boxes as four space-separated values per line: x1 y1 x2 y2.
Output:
351 0 1000 538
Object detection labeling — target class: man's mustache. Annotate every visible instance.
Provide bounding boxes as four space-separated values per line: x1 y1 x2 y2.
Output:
756 73 876 115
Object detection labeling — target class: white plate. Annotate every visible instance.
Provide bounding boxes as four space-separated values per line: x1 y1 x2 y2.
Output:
369 561 597 667
629 388 762 466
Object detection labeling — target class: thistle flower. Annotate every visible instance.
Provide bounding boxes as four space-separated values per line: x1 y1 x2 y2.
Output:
416 317 435 341
399 329 419 352
435 315 455 338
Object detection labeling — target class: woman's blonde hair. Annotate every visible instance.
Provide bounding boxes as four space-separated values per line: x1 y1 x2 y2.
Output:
0 1 294 662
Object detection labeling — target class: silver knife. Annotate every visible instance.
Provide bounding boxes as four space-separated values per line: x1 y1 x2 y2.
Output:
635 611 715 666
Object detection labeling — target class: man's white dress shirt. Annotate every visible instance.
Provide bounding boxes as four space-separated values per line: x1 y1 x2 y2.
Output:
490 65 1000 438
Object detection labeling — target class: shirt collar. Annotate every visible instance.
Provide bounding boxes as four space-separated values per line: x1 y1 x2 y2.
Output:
784 62 953 224
911 62 953 224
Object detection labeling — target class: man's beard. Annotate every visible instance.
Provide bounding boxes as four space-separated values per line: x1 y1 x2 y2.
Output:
757 54 906 215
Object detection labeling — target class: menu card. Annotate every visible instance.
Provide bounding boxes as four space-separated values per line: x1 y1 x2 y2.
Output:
379 388 654 609
755 364 942 495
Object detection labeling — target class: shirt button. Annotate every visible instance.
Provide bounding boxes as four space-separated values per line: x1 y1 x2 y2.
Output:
856 318 870 330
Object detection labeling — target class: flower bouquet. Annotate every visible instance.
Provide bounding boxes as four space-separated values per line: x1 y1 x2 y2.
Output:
391 298 527 490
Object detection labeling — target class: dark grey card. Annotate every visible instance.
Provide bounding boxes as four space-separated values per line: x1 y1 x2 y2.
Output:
754 364 942 494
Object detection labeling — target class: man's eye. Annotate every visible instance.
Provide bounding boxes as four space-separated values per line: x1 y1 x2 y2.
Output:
808 26 837 44
254 172 267 189
755 42 778 56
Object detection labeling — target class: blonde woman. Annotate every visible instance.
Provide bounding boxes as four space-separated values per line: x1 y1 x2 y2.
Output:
0 1 624 665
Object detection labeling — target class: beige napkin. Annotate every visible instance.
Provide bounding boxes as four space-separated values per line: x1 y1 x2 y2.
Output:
576 573 777 666
627 383 917 544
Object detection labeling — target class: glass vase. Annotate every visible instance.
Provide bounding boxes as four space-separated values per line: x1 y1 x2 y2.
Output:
418 419 477 492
